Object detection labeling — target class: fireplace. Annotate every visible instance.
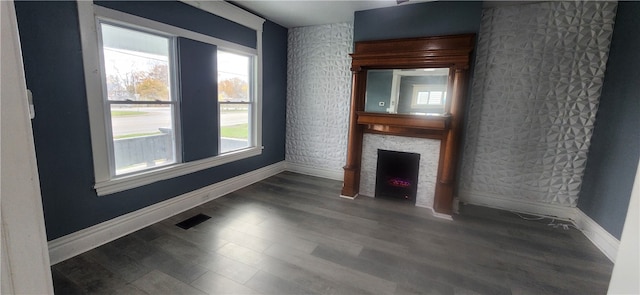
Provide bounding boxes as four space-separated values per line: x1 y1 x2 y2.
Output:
375 149 420 204
341 35 474 215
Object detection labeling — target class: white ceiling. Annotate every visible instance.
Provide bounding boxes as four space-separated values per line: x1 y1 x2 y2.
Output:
230 0 435 28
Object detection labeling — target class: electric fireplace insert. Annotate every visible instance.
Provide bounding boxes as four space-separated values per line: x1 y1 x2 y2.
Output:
375 149 420 204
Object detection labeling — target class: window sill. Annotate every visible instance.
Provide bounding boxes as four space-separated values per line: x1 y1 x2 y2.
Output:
94 146 262 196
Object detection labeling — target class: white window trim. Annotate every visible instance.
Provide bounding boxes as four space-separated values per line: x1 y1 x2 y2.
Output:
179 1 265 32
94 147 262 196
77 1 265 196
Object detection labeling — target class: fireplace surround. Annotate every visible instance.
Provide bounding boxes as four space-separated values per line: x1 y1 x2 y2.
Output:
360 134 440 209
341 34 475 216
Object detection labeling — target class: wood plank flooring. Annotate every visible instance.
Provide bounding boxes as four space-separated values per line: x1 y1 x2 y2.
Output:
51 172 614 294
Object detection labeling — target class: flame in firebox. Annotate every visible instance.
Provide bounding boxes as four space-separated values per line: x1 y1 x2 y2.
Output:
387 177 411 188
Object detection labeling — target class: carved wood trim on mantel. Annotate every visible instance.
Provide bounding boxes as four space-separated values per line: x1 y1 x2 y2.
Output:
341 34 475 215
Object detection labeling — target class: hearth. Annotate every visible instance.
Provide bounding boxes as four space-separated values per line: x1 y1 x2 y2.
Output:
375 149 420 204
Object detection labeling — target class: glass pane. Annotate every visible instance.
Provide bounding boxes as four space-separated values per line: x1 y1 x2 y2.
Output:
111 104 176 175
416 92 429 104
218 51 251 102
101 23 172 102
220 103 250 153
428 91 443 105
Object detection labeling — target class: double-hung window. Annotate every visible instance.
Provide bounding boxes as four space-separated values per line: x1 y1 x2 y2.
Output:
98 22 180 176
78 2 265 195
218 50 254 153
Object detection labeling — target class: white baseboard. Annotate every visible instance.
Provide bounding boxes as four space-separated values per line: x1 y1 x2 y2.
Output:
459 190 578 221
459 190 619 262
339 194 358 200
48 161 286 265
431 209 453 221
284 162 343 181
573 208 619 262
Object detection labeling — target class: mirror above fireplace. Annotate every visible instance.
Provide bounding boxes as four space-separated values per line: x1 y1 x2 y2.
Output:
365 68 450 116
341 34 475 216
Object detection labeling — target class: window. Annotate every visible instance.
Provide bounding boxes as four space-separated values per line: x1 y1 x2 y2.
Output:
218 51 253 153
412 85 447 107
415 90 444 105
98 22 179 176
79 3 265 195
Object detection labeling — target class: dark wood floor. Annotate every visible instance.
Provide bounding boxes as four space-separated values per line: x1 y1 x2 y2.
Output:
52 172 613 294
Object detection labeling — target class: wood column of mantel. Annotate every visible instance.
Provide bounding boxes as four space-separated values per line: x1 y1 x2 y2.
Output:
341 67 365 198
433 68 468 214
341 34 475 215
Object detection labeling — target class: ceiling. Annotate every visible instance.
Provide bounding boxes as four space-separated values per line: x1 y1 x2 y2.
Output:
230 0 435 28
230 1 544 28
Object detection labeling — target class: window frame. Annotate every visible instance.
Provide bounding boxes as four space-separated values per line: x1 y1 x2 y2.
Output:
96 20 182 177
78 2 265 196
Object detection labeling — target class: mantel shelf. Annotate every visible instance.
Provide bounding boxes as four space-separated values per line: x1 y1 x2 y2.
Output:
357 112 450 131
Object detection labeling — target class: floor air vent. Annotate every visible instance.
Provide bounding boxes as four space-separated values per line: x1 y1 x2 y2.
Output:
175 213 211 229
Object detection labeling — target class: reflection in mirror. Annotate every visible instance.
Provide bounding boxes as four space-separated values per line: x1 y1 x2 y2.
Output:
365 68 450 115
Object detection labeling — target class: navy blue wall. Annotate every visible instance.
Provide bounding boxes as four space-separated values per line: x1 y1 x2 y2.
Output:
354 1 482 42
578 2 640 239
14 1 288 240
178 38 219 161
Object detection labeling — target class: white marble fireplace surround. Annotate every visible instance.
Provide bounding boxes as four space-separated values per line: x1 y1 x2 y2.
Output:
359 133 441 209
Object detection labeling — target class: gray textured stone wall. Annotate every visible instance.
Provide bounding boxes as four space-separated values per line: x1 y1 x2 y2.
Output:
460 1 617 207
286 23 353 174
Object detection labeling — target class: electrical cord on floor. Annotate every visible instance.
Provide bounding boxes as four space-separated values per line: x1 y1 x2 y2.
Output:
511 211 545 221
511 211 576 230
547 218 578 230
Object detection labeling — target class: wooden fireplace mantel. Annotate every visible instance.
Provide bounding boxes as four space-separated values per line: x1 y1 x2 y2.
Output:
357 112 451 139
341 34 475 215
